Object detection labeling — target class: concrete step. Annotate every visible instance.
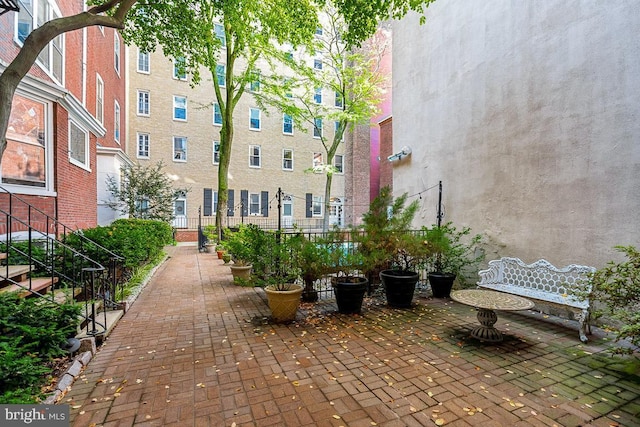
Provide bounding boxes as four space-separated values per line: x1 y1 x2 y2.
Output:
0 264 33 283
76 309 124 341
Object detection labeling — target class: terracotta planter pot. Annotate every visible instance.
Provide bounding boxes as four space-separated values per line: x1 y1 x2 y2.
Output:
216 250 224 259
334 276 368 314
264 284 303 322
229 264 252 281
379 269 419 308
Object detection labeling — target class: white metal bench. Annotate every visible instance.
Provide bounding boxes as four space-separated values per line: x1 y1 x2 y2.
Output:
477 257 595 342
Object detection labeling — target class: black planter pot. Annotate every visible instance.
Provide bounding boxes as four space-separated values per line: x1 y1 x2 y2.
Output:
334 276 368 314
428 272 456 298
379 269 419 308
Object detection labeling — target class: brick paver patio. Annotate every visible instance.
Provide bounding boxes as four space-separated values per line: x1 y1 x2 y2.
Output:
64 244 640 427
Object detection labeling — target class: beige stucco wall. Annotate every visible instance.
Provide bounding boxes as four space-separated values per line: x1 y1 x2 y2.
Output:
125 47 346 228
392 1 640 267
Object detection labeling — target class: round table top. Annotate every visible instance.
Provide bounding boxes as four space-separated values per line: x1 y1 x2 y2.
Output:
451 289 535 311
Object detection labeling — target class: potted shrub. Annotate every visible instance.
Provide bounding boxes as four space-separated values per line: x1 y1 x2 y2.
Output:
202 225 218 254
262 234 303 322
221 225 254 282
359 187 433 308
424 222 484 298
325 228 369 314
287 233 332 303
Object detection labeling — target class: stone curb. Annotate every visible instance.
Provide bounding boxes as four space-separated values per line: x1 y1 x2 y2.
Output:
44 340 95 405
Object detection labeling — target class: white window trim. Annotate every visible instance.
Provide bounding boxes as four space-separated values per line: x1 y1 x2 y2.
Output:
173 58 187 81
313 152 323 171
249 192 262 216
173 136 187 162
249 108 261 131
283 113 293 135
216 64 226 88
137 132 149 159
249 145 261 168
282 149 293 171
137 50 150 74
15 0 65 85
173 95 187 121
313 118 322 139
334 154 344 174
213 141 220 165
213 102 222 126
96 73 104 125
114 31 120 76
312 195 323 217
114 100 120 144
68 119 90 171
314 87 322 104
1 91 55 196
137 90 150 116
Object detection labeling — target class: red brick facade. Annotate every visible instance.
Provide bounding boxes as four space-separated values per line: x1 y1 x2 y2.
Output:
1 2 125 232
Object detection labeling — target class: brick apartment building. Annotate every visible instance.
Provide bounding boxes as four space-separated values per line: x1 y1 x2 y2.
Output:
0 0 128 234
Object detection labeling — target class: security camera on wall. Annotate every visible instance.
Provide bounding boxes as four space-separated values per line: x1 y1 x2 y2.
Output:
387 146 412 161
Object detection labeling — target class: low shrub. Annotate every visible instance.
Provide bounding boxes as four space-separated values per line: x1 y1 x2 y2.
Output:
0 293 81 403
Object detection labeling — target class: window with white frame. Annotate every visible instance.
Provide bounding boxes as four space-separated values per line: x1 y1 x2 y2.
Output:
17 0 64 83
334 154 344 174
249 108 261 130
137 50 150 73
173 57 187 80
313 58 322 70
2 94 49 189
314 87 322 104
312 195 323 217
69 120 89 169
335 91 343 108
173 96 187 121
335 121 344 141
173 136 187 161
213 103 222 125
213 141 220 164
249 145 261 168
216 64 226 87
283 149 293 170
96 74 104 124
313 118 322 138
213 191 218 213
137 133 149 158
137 90 150 116
114 100 120 143
283 114 293 135
313 152 323 169
250 70 260 92
249 193 261 216
114 32 120 75
214 23 226 47
315 27 323 36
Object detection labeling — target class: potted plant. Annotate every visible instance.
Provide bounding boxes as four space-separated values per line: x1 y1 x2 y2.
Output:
424 222 484 298
359 187 433 308
202 225 218 254
262 233 304 322
221 225 254 282
287 232 331 303
325 227 369 314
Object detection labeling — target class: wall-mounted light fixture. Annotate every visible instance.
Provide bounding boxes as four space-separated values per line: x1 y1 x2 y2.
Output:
387 146 412 161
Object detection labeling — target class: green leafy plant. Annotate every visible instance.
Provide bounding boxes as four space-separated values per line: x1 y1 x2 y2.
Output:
424 222 484 287
358 186 433 275
585 246 640 354
0 293 81 403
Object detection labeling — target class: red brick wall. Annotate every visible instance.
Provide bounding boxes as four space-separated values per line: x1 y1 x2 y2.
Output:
379 117 393 191
0 193 57 236
54 107 98 230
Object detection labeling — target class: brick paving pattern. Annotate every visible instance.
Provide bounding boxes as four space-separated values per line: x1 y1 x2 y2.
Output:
64 245 640 426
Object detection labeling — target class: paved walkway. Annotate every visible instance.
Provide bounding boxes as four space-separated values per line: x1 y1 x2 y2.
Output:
64 245 640 427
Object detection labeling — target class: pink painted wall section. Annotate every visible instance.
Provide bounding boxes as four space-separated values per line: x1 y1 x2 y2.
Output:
370 27 393 202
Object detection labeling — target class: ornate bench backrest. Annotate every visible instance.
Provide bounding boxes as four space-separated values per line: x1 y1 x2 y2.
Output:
479 257 595 297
